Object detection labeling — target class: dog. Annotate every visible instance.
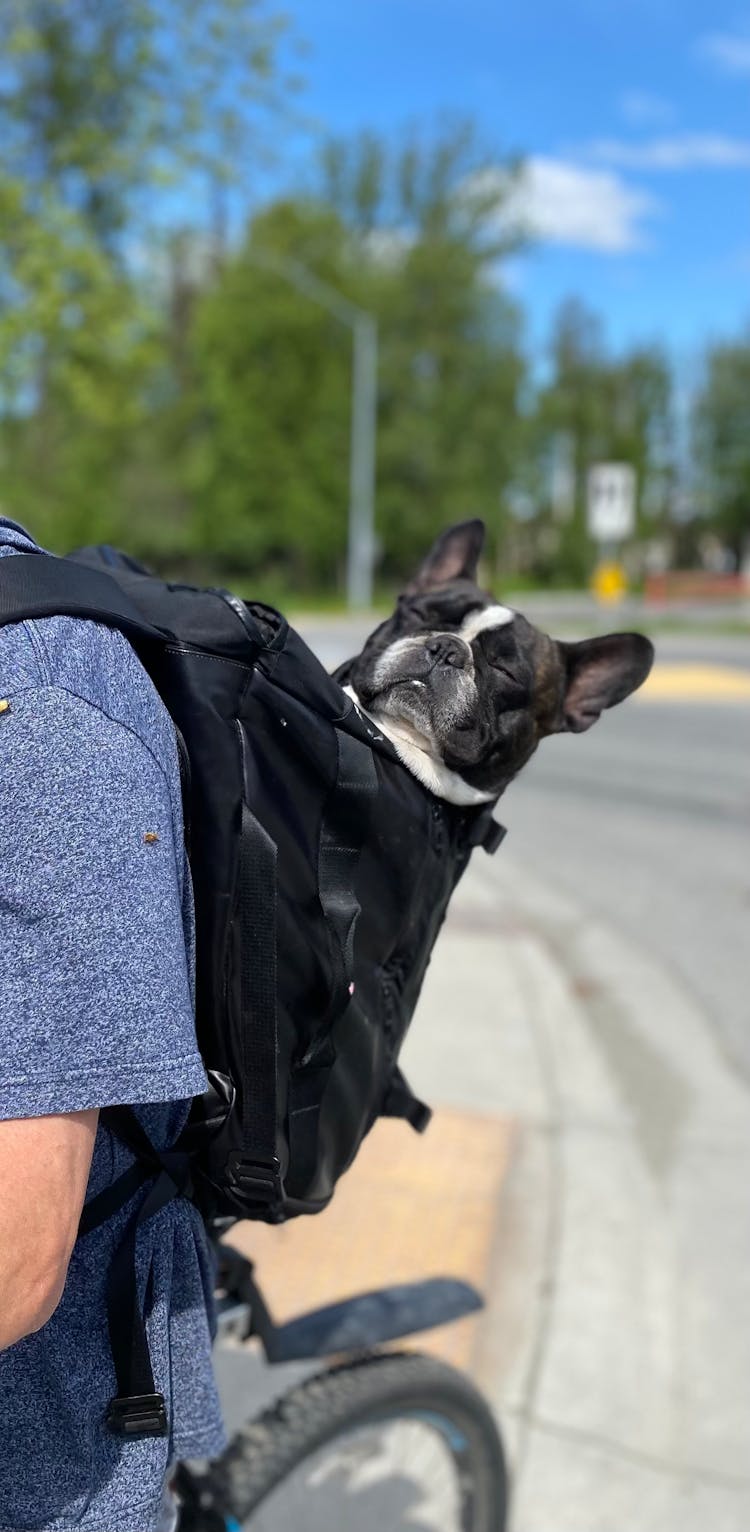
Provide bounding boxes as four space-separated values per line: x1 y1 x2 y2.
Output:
336 518 653 806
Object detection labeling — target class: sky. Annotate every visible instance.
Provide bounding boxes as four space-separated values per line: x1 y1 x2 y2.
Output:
279 0 750 367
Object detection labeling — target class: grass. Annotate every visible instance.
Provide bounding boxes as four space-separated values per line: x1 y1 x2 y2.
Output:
160 562 750 639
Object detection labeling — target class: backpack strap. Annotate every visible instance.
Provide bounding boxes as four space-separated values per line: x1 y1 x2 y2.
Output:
78 1106 193 1437
225 765 283 1206
381 1066 432 1134
221 722 282 1207
285 728 378 1195
467 805 507 855
0 550 168 644
230 721 378 1209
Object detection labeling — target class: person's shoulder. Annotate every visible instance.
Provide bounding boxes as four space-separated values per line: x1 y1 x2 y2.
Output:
12 612 179 792
0 528 177 789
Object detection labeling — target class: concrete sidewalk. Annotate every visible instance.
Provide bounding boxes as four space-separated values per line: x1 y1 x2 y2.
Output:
221 846 750 1530
405 848 750 1532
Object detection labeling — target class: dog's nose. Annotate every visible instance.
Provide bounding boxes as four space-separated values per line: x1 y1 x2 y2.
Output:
425 635 469 669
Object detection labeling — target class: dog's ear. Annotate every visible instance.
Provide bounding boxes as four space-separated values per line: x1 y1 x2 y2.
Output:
403 519 485 595
555 633 654 733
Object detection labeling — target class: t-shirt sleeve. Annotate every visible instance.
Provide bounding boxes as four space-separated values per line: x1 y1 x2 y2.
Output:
0 685 208 1118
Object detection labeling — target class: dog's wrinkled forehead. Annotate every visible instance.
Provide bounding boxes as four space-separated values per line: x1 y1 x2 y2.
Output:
391 580 513 637
393 587 533 660
456 602 514 642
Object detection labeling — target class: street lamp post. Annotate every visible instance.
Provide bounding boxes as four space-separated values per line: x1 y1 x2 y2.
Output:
248 248 378 609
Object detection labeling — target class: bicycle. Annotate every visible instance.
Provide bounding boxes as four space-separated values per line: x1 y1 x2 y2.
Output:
174 1239 509 1531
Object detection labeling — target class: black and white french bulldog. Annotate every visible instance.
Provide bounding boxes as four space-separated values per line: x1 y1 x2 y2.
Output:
337 519 654 806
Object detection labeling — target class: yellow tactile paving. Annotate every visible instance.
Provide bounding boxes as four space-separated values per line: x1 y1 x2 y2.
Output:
229 1109 515 1370
637 663 750 702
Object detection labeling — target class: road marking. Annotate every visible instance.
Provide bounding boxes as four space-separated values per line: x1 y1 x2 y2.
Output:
637 663 750 702
229 1110 515 1370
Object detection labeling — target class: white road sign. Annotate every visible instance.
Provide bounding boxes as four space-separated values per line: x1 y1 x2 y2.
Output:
587 463 636 541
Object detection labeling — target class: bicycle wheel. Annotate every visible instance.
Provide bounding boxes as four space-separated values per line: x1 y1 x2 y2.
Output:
199 1351 508 1531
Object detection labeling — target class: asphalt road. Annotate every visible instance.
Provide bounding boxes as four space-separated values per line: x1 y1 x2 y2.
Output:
494 645 750 1084
299 620 750 1082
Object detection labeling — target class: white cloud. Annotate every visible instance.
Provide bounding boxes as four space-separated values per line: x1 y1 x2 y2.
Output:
588 134 750 169
698 30 750 75
500 157 658 253
619 91 674 126
362 228 412 266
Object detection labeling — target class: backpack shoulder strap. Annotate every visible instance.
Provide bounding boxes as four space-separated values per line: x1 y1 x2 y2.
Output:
0 551 168 645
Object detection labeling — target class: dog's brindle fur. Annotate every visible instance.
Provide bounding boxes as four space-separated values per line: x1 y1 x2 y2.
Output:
339 519 654 806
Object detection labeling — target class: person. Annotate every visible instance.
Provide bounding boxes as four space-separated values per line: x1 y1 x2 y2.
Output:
0 517 225 1531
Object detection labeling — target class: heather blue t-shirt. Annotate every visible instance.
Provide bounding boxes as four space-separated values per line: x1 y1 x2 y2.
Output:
0 520 226 1531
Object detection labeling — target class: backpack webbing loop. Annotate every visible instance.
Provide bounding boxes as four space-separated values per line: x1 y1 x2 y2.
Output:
316 728 378 1032
227 725 282 1209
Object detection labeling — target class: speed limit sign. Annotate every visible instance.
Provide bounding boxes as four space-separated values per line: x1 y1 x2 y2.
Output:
587 464 636 541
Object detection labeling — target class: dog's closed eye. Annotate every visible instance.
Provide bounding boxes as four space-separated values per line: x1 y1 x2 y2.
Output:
488 659 516 682
480 628 520 673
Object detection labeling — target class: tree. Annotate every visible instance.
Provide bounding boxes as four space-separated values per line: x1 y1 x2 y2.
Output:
183 200 354 583
532 300 674 582
180 124 527 589
0 0 301 254
321 125 527 580
0 0 299 553
692 335 750 562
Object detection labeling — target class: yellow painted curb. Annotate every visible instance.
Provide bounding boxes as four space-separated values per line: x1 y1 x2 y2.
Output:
637 663 750 702
229 1109 515 1371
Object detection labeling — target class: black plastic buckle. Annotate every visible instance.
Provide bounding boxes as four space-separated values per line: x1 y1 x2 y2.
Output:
227 1153 282 1205
106 1392 168 1437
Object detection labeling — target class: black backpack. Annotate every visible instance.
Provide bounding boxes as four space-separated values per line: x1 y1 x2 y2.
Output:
0 545 504 1433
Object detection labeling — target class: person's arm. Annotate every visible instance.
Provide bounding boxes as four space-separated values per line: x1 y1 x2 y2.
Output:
0 681 208 1349
0 1108 98 1350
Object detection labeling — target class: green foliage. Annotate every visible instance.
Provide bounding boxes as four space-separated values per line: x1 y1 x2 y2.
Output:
177 127 527 587
527 299 674 582
183 201 353 582
0 0 300 249
692 336 750 559
0 0 298 556
0 174 160 546
319 127 527 580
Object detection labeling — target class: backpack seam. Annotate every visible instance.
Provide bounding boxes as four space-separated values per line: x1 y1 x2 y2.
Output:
36 683 174 798
164 645 254 674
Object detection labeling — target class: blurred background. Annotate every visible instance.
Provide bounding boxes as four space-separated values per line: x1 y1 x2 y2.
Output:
1 0 748 605
2 3 748 1529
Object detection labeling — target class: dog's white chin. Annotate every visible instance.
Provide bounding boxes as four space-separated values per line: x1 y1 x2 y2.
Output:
342 685 496 807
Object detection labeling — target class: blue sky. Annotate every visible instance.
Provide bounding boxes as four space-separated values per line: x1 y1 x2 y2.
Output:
279 0 750 365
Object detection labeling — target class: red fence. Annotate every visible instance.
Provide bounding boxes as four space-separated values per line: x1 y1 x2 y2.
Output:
644 571 750 604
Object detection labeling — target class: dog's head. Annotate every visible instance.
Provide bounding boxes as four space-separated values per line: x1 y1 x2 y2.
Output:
339 519 654 805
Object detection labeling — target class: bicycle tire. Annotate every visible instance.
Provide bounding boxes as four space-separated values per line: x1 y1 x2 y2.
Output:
206 1350 508 1531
